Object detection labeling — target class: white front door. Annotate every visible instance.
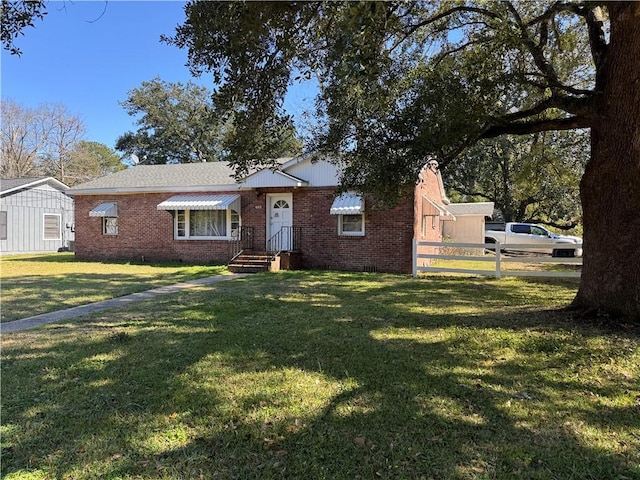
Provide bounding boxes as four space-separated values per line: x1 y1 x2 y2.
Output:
267 193 293 250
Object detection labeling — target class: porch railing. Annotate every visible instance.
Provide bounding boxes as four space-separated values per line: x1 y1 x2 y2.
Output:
266 226 301 254
229 226 255 260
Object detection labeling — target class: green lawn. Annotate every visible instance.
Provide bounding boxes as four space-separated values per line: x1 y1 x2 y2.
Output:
1 270 638 479
0 253 228 322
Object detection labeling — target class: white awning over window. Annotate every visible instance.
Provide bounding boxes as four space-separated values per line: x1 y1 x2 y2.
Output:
89 202 118 217
157 194 240 211
330 192 364 215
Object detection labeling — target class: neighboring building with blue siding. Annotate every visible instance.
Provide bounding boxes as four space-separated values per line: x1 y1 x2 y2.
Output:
1 177 75 254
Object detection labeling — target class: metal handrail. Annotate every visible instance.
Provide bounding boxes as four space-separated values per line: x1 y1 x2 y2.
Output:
266 226 301 254
229 226 254 260
266 229 284 255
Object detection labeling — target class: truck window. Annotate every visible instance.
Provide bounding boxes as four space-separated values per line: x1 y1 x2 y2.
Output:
531 226 548 236
511 224 531 234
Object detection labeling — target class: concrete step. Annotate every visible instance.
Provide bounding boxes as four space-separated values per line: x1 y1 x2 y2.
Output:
228 252 273 273
228 264 269 274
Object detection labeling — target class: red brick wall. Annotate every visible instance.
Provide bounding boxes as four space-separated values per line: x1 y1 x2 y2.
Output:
288 188 415 273
413 163 449 266
74 192 257 264
74 188 416 273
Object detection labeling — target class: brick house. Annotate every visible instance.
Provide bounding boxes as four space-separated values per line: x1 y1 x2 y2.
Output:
69 156 453 274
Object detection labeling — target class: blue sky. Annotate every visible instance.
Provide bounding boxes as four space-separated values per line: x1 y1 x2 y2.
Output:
2 1 313 152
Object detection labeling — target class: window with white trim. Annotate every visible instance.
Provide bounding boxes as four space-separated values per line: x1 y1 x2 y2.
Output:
175 209 240 239
339 213 365 236
44 214 61 240
103 217 118 235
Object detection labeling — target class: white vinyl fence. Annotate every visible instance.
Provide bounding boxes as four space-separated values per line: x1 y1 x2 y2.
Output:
412 240 582 279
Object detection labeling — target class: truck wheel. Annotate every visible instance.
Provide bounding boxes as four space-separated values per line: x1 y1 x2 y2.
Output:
553 249 575 258
485 238 496 253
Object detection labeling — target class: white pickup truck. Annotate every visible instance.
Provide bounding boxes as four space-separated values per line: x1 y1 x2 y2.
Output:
485 223 583 257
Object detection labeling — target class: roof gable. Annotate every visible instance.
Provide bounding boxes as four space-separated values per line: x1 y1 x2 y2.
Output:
1 177 69 195
241 155 341 188
416 160 451 205
241 169 308 188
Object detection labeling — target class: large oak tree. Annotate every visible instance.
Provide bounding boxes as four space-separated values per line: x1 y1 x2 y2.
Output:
116 78 229 164
116 77 302 165
166 1 639 323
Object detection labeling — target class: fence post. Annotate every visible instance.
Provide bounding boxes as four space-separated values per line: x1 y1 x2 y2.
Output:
412 238 418 277
495 242 502 279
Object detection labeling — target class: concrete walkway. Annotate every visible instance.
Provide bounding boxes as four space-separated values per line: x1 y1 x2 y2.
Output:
0 273 248 334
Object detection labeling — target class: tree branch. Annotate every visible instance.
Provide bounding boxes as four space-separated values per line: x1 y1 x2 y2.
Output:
404 5 501 33
526 2 584 27
505 1 561 88
450 186 494 202
432 38 485 67
482 115 592 138
494 94 595 126
524 77 594 97
585 5 608 90
513 2 604 98
390 5 501 53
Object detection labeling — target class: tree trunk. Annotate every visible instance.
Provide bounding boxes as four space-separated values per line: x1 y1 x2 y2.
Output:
573 3 640 323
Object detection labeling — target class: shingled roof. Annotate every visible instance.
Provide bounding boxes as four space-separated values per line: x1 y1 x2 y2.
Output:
447 202 495 216
68 162 239 195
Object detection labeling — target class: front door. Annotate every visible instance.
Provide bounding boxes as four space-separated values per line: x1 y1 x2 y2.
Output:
267 193 293 250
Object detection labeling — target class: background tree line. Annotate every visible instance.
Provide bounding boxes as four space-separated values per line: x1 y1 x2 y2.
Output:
448 131 588 231
1 98 124 185
1 77 302 185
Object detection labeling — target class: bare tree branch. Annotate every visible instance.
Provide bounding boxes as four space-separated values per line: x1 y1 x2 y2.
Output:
86 1 109 24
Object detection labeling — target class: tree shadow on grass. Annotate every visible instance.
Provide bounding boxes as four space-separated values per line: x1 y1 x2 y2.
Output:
1 253 213 267
1 253 77 263
1 272 638 479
